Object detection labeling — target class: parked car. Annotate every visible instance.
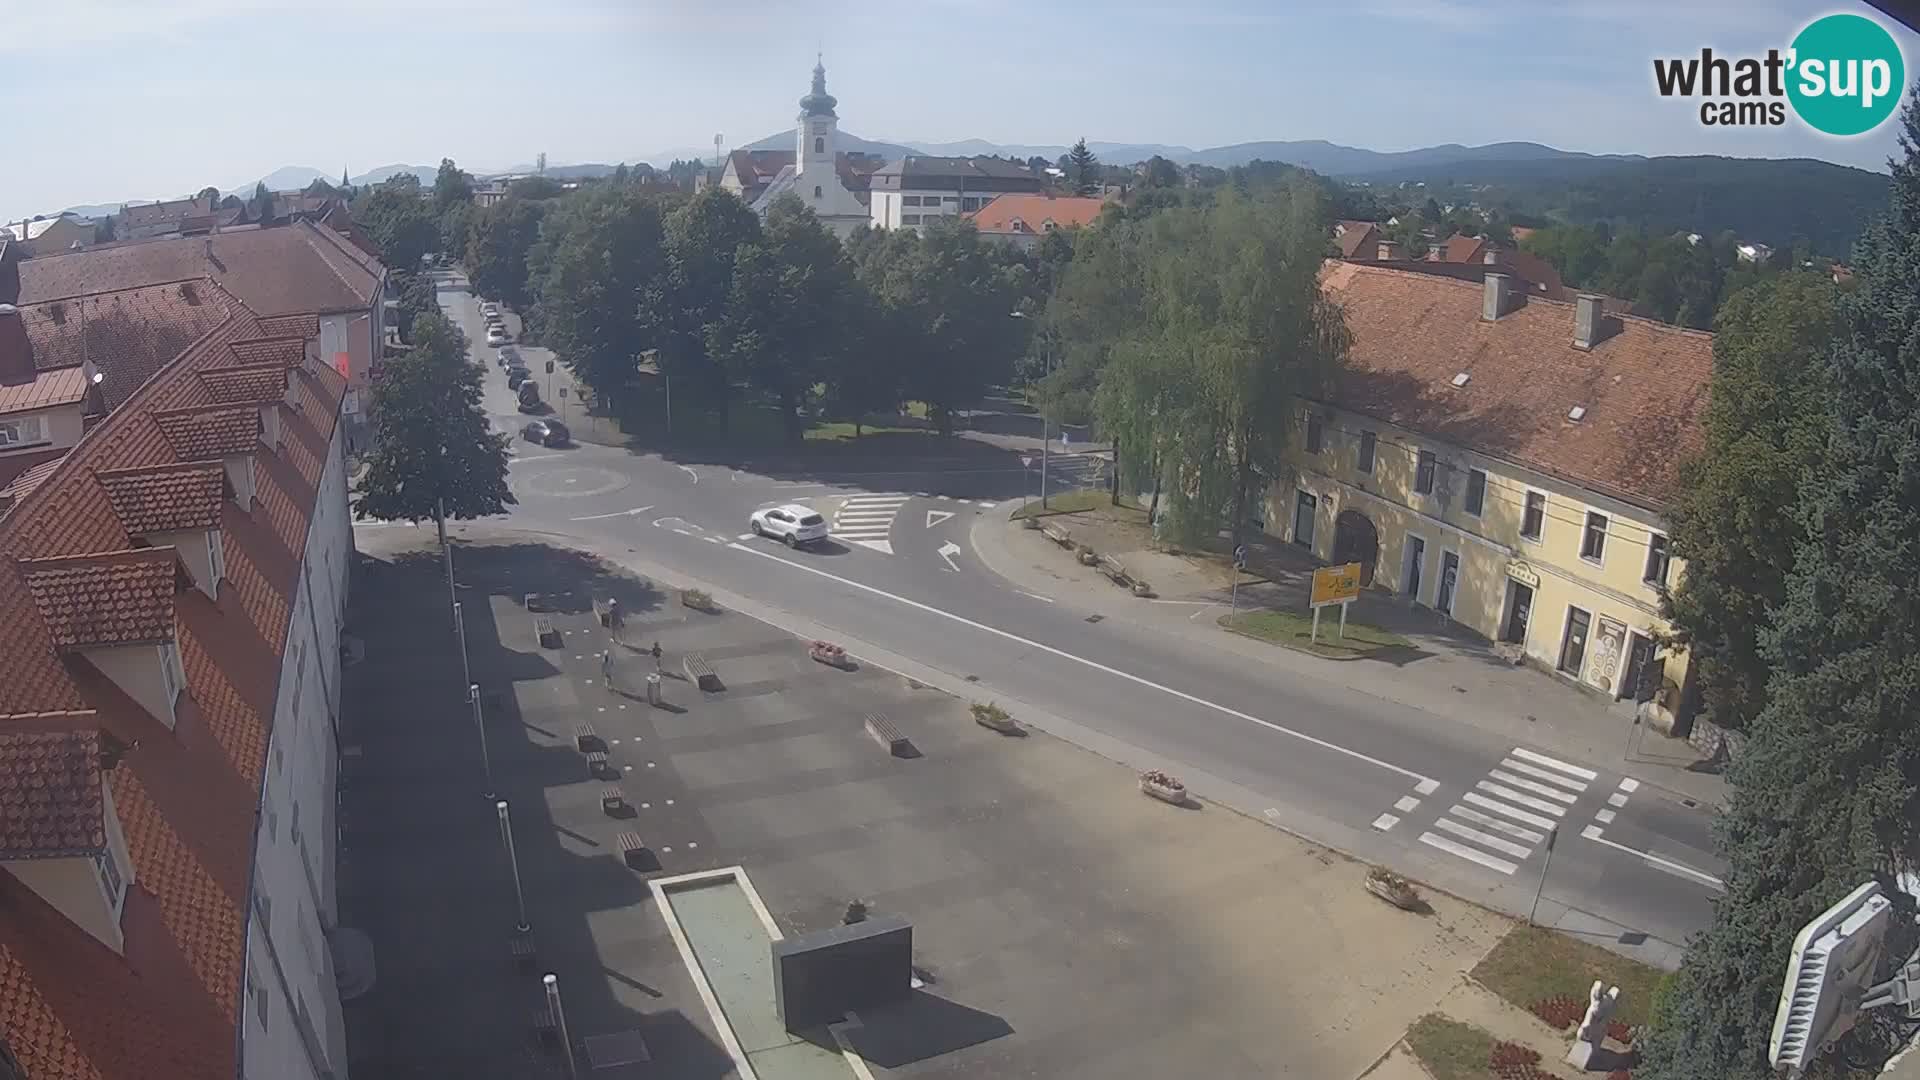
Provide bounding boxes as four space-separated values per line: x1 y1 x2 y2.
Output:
749 504 829 548
517 380 543 412
506 367 530 389
481 301 500 317
497 345 519 368
521 419 570 447
486 327 510 347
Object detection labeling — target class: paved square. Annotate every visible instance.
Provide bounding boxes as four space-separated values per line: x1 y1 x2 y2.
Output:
342 532 1507 1078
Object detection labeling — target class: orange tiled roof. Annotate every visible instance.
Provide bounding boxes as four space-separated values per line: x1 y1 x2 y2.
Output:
969 193 1106 235
1337 223 1380 259
13 280 243 410
0 728 106 859
256 312 318 339
1 456 65 502
0 295 346 1078
227 336 305 368
152 404 259 460
1319 261 1712 509
93 461 225 534
18 547 179 649
0 367 88 416
198 363 286 405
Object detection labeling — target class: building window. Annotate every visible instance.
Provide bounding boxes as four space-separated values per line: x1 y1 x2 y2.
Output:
96 847 124 905
962 196 983 211
813 185 822 198
207 529 226 583
1358 431 1376 474
1464 469 1487 516
1559 606 1592 675
1305 413 1324 454
1415 450 1436 495
814 136 824 154
1581 511 1609 562
1293 490 1317 549
0 415 45 446
902 196 921 207
1645 533 1672 586
944 196 960 205
1521 491 1546 541
159 641 185 703
902 214 921 225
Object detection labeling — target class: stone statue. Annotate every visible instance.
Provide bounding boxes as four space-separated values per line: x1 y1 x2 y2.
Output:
1566 980 1621 1069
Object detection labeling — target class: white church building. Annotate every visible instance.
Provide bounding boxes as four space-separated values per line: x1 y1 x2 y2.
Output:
748 60 877 238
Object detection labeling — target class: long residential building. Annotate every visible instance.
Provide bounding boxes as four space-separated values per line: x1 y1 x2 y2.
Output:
1276 263 1712 730
0 233 374 1076
866 155 1045 232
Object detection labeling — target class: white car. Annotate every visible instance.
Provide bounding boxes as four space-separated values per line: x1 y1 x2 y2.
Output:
750 504 829 548
480 302 500 317
486 327 510 347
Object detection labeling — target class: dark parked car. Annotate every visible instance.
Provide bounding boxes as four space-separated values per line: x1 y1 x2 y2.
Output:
497 345 519 368
521 419 570 447
517 380 543 412
506 367 530 389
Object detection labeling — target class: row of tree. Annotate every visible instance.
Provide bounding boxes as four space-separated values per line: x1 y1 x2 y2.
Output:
1627 100 1920 1078
1521 222 1806 329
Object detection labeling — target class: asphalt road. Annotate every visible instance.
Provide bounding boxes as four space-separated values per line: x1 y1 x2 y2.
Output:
409 274 1726 965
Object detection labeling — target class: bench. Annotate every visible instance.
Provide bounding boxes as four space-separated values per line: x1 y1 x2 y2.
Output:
508 932 536 973
683 652 722 692
617 831 653 871
1097 554 1130 585
864 711 917 758
531 1004 557 1045
574 723 604 753
534 616 561 650
585 750 611 779
601 786 627 816
1041 521 1072 546
524 592 543 612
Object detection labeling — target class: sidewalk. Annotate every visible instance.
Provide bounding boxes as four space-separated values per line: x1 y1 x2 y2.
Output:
972 504 1727 810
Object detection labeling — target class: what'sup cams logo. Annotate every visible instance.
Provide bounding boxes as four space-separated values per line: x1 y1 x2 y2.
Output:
1653 13 1906 136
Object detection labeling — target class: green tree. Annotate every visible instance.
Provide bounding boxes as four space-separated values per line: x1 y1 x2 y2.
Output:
705 196 855 442
250 181 274 222
1144 155 1181 188
1421 196 1443 221
465 196 547 308
1068 138 1100 196
196 185 221 204
303 177 339 198
647 188 764 429
353 182 438 271
1658 273 1837 735
666 158 705 190
533 187 667 402
434 157 474 214
1636 98 1920 1080
351 310 514 547
387 270 441 343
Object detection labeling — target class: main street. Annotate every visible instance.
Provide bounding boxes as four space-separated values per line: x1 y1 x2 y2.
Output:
406 273 1726 965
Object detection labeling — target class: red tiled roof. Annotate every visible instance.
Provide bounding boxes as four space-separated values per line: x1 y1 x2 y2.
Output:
227 336 305 368
0 728 105 859
13 279 244 410
117 197 215 231
1441 234 1487 264
0 296 345 1078
1337 223 1380 259
18 547 180 649
198 363 286 405
152 405 260 460
15 221 382 317
0 367 88 416
93 461 226 534
1 456 65 501
969 193 1106 235
1319 261 1712 508
256 313 318 339
729 149 795 188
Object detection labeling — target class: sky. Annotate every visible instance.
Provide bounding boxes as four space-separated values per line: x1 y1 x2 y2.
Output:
3 0 1917 221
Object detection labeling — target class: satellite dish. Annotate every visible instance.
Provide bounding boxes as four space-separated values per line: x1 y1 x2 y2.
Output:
91 371 105 385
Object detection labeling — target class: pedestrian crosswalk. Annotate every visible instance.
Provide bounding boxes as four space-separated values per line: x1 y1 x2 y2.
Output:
833 493 911 555
1033 453 1110 492
1417 747 1597 876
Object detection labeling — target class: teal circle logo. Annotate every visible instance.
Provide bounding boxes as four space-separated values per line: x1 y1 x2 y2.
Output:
1787 13 1905 136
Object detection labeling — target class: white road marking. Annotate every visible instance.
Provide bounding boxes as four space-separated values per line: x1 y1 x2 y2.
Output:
937 541 962 573
926 510 955 528
1607 792 1629 807
1433 816 1534 860
1581 828 1724 889
1372 813 1400 831
1488 769 1580 803
510 453 563 463
737 533 755 541
1415 779 1440 796
705 536 721 544
1419 831 1518 875
1594 809 1617 824
1476 781 1568 818
1617 777 1641 792
845 538 894 554
1394 796 1420 813
569 504 655 522
726 542 1434 784
678 465 699 483
1448 804 1545 843
1463 791 1559 830
1017 591 1055 603
1509 747 1598 781
1497 757 1590 791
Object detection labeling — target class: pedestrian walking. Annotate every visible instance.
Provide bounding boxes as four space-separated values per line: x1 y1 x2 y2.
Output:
601 649 614 688
650 640 663 675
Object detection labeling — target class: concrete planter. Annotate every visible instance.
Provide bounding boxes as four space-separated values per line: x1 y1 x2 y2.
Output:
1076 548 1098 566
810 641 850 668
1131 581 1153 597
1364 869 1421 911
1139 770 1187 805
971 703 1022 735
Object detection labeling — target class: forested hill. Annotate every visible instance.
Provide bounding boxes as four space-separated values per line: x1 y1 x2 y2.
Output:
1360 154 1887 257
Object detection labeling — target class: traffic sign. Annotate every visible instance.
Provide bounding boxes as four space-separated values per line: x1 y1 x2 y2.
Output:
545 360 554 373
559 387 568 399
1021 455 1033 470
1310 563 1364 608
1233 544 1248 569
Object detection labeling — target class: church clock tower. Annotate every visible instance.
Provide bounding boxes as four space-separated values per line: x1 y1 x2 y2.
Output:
796 56 839 199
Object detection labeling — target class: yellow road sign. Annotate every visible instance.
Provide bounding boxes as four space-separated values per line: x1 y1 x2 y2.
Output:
1310 562 1364 608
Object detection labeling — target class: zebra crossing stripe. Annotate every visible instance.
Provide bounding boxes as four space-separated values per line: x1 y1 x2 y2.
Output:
1510 747 1598 781
1419 831 1518 875
1487 769 1581 803
1462 791 1558 831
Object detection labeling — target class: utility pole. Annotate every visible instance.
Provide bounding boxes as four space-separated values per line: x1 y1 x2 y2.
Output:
470 683 494 799
544 974 579 1078
497 800 529 933
1528 825 1558 926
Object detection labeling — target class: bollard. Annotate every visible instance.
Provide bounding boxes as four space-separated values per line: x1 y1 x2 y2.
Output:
646 673 662 707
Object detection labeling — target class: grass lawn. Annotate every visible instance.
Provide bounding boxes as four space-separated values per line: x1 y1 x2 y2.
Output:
1010 489 1119 519
803 421 927 443
1218 609 1411 659
1403 1014 1497 1080
1471 924 1665 1028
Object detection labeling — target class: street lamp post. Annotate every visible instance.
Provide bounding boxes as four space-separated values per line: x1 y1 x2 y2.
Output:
470 682 494 799
1011 311 1054 508
497 800 530 933
543 973 579 1078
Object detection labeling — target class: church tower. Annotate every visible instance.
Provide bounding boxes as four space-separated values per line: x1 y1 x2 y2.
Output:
796 56 839 195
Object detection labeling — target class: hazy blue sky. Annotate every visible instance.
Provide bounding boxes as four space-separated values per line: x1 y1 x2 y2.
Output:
4 0 1915 220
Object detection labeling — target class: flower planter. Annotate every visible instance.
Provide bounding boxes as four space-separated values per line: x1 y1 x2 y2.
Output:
1131 581 1154 597
1076 548 1098 566
1139 770 1187 805
971 703 1021 735
810 641 850 669
1364 869 1422 911
681 589 715 613
1022 515 1042 530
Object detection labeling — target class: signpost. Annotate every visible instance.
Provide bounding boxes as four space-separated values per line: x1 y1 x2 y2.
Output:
1229 545 1248 620
1309 562 1364 643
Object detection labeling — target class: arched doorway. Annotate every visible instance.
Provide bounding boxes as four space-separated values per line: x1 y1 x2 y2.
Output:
1332 510 1381 586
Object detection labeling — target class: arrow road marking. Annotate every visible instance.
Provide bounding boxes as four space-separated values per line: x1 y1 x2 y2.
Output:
925 510 954 528
678 465 699 483
937 541 962 573
569 505 654 522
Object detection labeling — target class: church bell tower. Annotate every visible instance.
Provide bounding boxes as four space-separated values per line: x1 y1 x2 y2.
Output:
796 56 839 189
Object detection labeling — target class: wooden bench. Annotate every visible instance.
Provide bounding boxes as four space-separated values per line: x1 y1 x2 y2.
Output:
574 723 604 753
531 1004 557 1044
534 616 561 650
683 652 722 692
617 831 652 871
1041 521 1073 546
1097 554 1130 585
864 711 916 758
508 932 536 973
584 750 611 779
601 787 627 816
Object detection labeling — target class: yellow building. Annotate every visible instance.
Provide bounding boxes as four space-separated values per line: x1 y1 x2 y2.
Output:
1272 262 1713 725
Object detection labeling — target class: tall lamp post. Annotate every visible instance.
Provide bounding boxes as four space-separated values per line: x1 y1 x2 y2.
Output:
1010 311 1053 508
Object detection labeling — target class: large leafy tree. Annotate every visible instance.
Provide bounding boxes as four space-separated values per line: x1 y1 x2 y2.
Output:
646 188 763 429
434 157 474 214
1658 273 1838 733
353 181 438 272
533 187 667 402
352 310 513 544
706 196 853 442
1636 96 1920 1080
465 196 546 309
250 182 273 222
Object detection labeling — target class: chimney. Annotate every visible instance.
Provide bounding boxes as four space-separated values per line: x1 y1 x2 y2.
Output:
0 302 31 380
1482 272 1513 321
1376 239 1401 260
1574 293 1605 350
